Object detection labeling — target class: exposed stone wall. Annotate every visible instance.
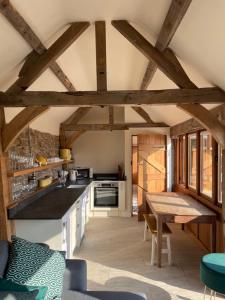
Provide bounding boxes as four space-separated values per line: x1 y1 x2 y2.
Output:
8 128 60 200
9 128 59 159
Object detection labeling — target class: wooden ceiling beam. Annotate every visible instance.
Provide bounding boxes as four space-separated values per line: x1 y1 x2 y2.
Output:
112 20 225 148
2 106 49 152
178 103 225 144
0 0 76 91
62 107 92 125
60 107 91 148
163 49 225 147
112 20 195 89
7 22 89 93
95 21 116 129
132 106 153 123
109 106 114 125
0 88 224 106
62 122 169 131
1 19 89 151
65 130 86 148
140 0 192 89
95 21 107 91
132 106 168 127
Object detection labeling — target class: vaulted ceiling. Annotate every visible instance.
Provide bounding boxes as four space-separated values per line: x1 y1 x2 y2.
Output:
1 0 225 134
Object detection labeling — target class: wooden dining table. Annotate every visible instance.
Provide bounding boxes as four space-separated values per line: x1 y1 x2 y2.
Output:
146 192 217 268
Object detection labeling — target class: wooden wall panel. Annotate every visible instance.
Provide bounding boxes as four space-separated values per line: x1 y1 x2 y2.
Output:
199 223 211 250
137 133 166 221
188 223 198 236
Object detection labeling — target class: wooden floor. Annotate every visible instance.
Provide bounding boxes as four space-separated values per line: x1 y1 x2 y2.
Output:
75 217 225 300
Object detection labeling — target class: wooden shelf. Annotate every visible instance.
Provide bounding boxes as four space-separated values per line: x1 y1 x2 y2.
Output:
8 160 74 178
7 179 59 210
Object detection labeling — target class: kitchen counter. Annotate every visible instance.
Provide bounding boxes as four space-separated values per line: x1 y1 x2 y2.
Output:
8 179 92 220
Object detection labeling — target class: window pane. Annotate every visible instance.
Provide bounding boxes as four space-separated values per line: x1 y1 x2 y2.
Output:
200 132 212 197
188 134 197 189
179 136 186 184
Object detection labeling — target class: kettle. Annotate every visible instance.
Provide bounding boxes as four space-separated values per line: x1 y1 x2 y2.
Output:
69 169 78 182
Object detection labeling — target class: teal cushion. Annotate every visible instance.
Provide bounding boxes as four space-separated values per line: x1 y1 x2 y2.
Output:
0 278 47 300
200 253 225 294
0 290 38 299
6 236 66 300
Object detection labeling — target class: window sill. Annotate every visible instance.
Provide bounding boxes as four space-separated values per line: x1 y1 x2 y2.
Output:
174 184 222 214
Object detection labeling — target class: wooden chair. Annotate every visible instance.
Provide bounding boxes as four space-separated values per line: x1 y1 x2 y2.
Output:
143 213 172 266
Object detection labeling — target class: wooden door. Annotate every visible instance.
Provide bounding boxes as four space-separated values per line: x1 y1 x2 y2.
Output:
137 134 167 221
132 145 138 185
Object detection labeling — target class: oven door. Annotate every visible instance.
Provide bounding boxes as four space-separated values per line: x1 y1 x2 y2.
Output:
94 187 118 207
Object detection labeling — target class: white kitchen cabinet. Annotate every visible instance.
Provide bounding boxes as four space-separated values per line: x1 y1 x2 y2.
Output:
15 186 90 259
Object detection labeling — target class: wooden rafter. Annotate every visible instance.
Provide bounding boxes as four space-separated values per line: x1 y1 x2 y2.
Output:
60 107 91 148
112 20 225 148
65 130 86 148
109 106 114 125
162 49 225 147
8 22 89 93
132 106 153 123
141 0 192 89
62 107 92 125
0 88 224 106
62 123 169 131
95 21 115 128
95 21 107 91
2 106 49 152
132 106 168 127
59 125 67 149
0 0 76 91
2 22 89 151
112 20 194 89
178 104 225 145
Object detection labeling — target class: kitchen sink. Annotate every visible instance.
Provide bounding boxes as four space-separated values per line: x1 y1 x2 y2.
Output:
67 184 87 189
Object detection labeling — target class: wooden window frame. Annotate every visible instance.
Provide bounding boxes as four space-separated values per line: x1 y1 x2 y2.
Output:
187 132 198 192
178 135 185 185
176 129 220 208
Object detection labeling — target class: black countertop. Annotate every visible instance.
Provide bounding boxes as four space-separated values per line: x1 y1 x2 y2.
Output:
8 179 92 220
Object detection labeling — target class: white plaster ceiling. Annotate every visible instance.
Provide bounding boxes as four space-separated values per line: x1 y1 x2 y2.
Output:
1 0 224 134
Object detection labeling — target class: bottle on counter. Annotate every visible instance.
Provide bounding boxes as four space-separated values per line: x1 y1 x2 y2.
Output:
28 173 38 190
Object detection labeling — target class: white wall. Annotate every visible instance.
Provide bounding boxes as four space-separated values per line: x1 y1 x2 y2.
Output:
72 130 125 173
72 106 125 173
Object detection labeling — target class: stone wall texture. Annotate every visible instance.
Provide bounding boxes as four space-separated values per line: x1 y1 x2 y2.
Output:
8 128 60 196
9 128 59 158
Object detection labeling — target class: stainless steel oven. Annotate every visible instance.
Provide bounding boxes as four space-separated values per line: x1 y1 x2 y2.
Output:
94 182 119 207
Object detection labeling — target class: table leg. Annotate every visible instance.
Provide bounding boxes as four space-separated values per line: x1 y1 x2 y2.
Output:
211 217 216 252
157 215 163 268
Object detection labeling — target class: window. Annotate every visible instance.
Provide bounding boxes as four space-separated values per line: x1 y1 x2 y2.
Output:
179 136 186 184
218 146 222 204
188 133 197 189
200 131 212 197
176 130 219 205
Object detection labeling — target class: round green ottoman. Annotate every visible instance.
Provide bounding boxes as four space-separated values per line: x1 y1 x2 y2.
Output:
200 253 225 295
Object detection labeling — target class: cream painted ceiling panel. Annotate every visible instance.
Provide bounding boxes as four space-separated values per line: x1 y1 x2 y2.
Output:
0 0 224 133
171 0 225 90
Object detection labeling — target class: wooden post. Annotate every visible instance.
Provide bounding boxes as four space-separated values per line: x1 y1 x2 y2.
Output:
0 153 13 240
0 108 14 240
221 149 225 251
